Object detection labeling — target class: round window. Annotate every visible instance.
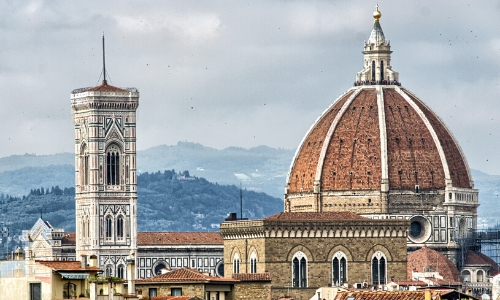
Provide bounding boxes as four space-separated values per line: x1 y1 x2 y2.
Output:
408 216 431 243
410 221 423 238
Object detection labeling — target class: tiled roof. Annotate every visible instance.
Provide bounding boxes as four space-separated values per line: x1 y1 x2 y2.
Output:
61 232 76 245
83 81 129 93
36 260 100 271
136 268 237 283
232 272 271 281
395 281 428 286
407 246 461 283
477 252 500 274
465 250 489 265
335 291 445 300
56 232 223 246
137 232 223 245
265 212 368 221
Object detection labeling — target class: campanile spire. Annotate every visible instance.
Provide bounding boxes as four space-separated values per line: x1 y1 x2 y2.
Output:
355 5 399 85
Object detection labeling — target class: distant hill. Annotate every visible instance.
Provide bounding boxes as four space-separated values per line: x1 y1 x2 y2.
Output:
1 142 500 228
0 170 282 253
0 142 294 199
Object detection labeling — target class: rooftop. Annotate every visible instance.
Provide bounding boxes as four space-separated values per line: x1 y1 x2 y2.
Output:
265 212 368 221
136 268 237 283
36 260 100 271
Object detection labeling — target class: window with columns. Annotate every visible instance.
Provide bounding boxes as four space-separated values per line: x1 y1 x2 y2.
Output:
250 252 257 273
372 251 387 284
332 251 347 286
233 253 240 274
292 251 307 288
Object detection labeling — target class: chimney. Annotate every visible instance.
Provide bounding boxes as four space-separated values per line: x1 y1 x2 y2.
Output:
225 213 238 221
89 255 97 267
424 289 431 300
81 254 87 269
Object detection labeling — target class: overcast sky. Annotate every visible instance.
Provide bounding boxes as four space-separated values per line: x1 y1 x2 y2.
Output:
0 1 499 175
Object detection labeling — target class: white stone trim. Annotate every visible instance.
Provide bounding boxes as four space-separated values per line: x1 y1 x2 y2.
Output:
395 87 451 187
285 88 357 191
315 87 364 182
376 86 389 192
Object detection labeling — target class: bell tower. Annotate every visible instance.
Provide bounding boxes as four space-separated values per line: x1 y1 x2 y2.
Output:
71 36 139 278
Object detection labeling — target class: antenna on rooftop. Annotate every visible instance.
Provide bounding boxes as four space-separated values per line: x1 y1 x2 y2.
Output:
240 182 243 220
102 33 107 84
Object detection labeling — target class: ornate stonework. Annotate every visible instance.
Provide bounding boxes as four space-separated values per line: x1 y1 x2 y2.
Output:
284 6 478 264
71 79 139 278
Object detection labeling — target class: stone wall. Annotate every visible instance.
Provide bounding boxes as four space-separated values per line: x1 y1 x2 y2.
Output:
233 282 271 300
222 217 409 300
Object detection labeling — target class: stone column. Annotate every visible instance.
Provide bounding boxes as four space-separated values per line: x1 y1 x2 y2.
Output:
127 253 136 295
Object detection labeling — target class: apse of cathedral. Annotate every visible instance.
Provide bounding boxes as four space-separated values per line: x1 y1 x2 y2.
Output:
284 4 478 265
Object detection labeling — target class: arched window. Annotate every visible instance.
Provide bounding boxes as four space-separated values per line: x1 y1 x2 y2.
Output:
106 265 113 277
117 265 125 279
372 251 386 285
106 145 120 185
116 216 124 240
462 270 471 282
477 270 484 282
371 61 376 81
332 251 347 286
250 252 257 273
292 251 307 288
105 216 113 240
233 253 240 274
380 60 384 80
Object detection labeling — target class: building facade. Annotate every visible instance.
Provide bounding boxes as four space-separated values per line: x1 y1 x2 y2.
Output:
284 5 478 264
71 76 139 276
221 212 409 300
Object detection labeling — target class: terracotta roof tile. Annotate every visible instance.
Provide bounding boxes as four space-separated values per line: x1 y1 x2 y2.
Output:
136 268 237 283
394 281 428 286
61 232 76 245
477 252 500 274
78 80 129 93
465 250 489 265
407 246 461 283
137 232 222 245
335 291 451 300
232 272 271 281
36 260 100 271
265 212 368 221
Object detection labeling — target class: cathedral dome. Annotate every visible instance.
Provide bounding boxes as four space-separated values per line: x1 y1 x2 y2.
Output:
283 6 478 240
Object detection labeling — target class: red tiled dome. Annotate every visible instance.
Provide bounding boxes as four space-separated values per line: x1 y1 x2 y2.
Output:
286 86 472 194
407 246 462 282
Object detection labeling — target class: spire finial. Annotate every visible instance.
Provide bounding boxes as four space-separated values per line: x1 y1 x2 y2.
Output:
373 4 382 22
102 33 107 85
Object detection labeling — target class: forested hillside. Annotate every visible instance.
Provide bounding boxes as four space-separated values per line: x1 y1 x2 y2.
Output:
0 170 282 253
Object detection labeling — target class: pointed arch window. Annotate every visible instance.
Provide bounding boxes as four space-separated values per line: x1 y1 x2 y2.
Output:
372 251 386 285
233 253 240 274
80 145 89 186
292 251 307 288
332 251 347 286
117 265 125 279
106 265 113 277
105 216 113 240
116 216 124 240
106 145 120 185
250 252 257 273
371 61 376 81
380 60 384 81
